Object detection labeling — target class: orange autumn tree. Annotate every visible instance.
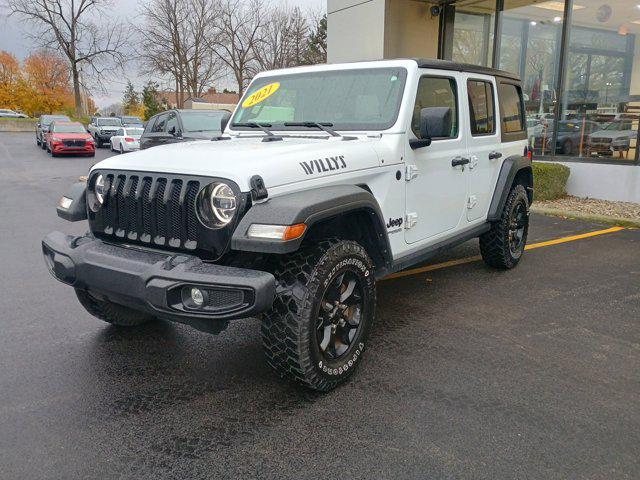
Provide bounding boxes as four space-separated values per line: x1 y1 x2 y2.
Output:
0 51 22 110
22 51 75 116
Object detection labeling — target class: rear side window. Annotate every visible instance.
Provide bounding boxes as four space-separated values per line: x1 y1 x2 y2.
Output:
468 80 495 136
412 76 458 139
498 83 525 134
151 114 168 133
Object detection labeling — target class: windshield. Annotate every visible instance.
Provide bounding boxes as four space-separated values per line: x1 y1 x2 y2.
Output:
603 121 632 131
98 118 122 126
126 128 144 136
181 112 227 132
53 123 86 133
122 116 142 124
43 115 70 126
231 67 407 131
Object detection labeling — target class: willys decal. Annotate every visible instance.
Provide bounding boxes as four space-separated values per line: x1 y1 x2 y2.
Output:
300 156 347 175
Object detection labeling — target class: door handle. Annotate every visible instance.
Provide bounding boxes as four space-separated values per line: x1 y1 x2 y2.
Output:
451 156 470 167
489 151 503 160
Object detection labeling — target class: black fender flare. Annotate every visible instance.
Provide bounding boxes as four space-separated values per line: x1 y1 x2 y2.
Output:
487 155 533 222
231 185 392 267
56 182 88 222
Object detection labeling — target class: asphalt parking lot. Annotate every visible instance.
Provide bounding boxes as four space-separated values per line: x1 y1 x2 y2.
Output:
1 131 639 480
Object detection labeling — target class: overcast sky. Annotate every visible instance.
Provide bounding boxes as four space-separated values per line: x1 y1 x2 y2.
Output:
0 0 325 108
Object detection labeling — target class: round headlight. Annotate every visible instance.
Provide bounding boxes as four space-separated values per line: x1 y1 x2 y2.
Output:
95 174 106 205
197 182 237 228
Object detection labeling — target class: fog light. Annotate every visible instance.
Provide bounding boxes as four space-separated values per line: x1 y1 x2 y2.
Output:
59 196 73 209
191 287 205 306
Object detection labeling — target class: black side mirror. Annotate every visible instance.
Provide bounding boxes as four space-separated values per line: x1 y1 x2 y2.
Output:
168 125 181 137
410 107 453 150
220 111 231 132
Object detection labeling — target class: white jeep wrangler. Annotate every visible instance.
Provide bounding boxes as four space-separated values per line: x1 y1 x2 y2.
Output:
43 59 533 391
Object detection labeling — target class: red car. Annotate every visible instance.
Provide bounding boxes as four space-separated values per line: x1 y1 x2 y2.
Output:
45 121 95 157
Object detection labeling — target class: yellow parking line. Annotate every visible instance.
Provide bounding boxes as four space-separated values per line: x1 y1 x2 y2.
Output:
382 226 626 281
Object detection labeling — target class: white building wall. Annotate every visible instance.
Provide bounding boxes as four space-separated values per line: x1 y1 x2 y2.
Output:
558 162 640 203
327 0 386 63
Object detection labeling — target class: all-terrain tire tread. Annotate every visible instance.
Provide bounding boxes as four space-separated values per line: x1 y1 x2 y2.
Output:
479 184 529 269
261 239 374 391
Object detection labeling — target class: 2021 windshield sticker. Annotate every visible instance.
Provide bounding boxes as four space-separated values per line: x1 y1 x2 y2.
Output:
300 156 347 175
242 82 280 108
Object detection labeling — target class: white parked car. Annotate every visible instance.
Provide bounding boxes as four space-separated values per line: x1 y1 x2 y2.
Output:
0 109 28 118
109 127 144 153
45 59 532 391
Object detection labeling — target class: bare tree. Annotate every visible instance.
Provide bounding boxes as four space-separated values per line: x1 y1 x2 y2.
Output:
137 0 223 108
253 5 309 72
7 0 127 115
211 0 265 96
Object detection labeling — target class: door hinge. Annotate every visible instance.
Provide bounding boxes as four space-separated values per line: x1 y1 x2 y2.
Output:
469 155 479 170
405 212 418 229
467 195 478 209
405 164 419 181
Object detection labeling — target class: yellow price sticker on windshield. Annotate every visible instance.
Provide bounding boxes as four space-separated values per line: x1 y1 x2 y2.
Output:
242 82 280 108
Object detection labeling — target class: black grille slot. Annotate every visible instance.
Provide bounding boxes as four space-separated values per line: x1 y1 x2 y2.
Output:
95 173 201 250
155 178 168 240
206 288 244 309
185 182 199 241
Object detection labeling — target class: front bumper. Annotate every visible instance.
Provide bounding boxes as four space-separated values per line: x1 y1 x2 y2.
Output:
52 144 95 155
96 132 117 141
42 232 276 325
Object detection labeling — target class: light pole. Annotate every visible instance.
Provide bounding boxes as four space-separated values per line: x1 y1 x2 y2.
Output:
605 82 612 105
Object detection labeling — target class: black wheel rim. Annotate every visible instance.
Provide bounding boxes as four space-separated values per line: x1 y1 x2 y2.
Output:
316 270 364 361
508 201 527 255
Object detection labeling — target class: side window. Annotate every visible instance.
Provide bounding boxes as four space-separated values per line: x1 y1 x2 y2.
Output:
412 76 458 139
143 117 156 135
498 83 525 134
117 128 124 136
166 112 179 133
467 80 495 136
152 114 167 133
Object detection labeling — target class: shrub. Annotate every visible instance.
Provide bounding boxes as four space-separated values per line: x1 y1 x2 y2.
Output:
532 162 570 201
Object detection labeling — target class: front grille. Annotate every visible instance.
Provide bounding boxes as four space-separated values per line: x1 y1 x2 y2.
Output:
95 173 201 250
590 137 612 144
63 139 86 147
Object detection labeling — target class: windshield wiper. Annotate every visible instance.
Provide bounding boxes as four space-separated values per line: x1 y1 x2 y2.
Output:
284 122 340 137
231 122 282 142
283 122 356 141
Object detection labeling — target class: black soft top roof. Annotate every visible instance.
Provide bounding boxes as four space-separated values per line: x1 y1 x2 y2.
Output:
412 58 521 82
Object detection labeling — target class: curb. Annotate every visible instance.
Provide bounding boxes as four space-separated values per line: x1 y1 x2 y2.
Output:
531 205 640 228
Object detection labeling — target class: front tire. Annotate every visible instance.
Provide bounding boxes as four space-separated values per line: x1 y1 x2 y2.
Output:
480 184 530 269
262 240 376 391
75 289 156 327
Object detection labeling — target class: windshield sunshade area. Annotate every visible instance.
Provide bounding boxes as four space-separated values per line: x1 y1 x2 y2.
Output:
53 123 86 133
98 118 122 126
181 112 227 132
231 67 408 131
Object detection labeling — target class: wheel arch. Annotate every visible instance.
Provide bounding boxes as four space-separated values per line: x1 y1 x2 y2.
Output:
231 185 393 273
487 155 533 222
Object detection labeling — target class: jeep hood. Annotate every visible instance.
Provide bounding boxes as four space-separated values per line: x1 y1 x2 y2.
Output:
90 136 382 191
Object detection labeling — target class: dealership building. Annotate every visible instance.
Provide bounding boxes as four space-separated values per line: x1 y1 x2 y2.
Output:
327 0 640 203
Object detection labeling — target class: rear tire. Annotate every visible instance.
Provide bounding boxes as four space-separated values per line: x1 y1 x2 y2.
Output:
75 289 156 327
262 239 376 391
480 184 530 270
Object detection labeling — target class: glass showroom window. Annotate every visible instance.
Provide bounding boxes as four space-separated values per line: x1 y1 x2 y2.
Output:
498 1 564 157
558 0 640 162
451 0 496 67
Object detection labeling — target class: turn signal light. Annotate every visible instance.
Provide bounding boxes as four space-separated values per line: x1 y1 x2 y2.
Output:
247 223 307 241
283 223 307 241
